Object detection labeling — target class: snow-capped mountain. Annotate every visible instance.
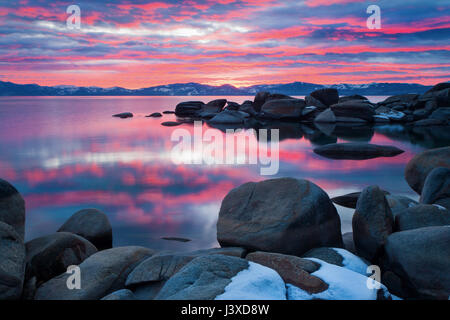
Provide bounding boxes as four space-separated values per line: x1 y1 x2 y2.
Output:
0 80 433 96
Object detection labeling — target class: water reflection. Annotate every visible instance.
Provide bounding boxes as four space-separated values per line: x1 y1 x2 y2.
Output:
0 96 448 251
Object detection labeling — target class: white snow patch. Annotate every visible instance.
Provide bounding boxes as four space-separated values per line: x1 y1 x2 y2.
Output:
215 262 287 300
332 248 368 276
287 258 394 300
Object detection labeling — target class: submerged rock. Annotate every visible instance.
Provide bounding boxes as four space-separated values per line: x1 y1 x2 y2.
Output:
208 110 248 124
113 112 133 118
58 208 112 250
217 178 343 256
0 179 25 239
0 221 25 300
405 146 450 194
146 112 162 118
161 121 183 127
314 143 404 160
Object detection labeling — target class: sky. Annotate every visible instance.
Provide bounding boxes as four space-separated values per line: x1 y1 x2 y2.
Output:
0 0 449 88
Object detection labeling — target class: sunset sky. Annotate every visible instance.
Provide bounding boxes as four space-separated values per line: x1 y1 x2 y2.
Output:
1 0 449 88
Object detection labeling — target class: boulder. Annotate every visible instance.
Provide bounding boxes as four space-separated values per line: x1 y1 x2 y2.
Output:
0 221 25 300
112 112 133 118
379 94 418 106
260 99 306 120
303 247 344 267
25 232 97 284
314 143 404 160
126 247 246 288
405 146 450 194
424 82 450 94
429 107 450 122
217 178 343 256
253 91 270 112
175 101 204 117
208 110 248 124
101 289 137 300
155 255 250 300
305 95 328 110
146 112 162 118
0 179 25 239
239 101 257 116
331 102 375 122
383 226 450 299
314 108 336 123
35 246 154 300
310 88 339 107
206 99 227 111
246 251 327 294
352 186 394 262
420 167 450 206
386 195 418 216
225 101 241 110
394 204 450 231
332 190 390 209
161 121 182 127
57 208 112 250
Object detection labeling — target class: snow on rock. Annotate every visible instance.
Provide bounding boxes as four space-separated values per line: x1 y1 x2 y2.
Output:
287 258 394 300
332 248 368 276
215 262 287 300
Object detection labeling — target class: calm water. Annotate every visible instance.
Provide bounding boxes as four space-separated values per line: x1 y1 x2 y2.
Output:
0 96 449 252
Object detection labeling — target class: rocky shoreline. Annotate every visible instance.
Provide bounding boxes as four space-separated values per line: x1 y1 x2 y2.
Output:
1 144 449 300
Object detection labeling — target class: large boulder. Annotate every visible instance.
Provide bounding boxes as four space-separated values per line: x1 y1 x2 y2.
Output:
205 99 227 111
331 102 375 122
0 179 25 239
57 208 112 250
0 221 25 300
383 226 450 299
305 95 328 110
246 251 327 294
34 246 154 300
310 88 339 107
314 143 404 160
405 146 450 194
217 178 343 256
260 99 306 120
175 101 204 117
156 255 287 300
25 232 97 284
394 204 450 231
155 255 249 300
420 167 450 206
352 186 394 262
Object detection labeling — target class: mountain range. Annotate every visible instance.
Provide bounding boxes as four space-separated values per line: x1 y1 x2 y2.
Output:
0 80 434 96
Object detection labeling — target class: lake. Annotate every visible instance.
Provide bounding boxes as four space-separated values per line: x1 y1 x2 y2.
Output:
0 96 448 252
